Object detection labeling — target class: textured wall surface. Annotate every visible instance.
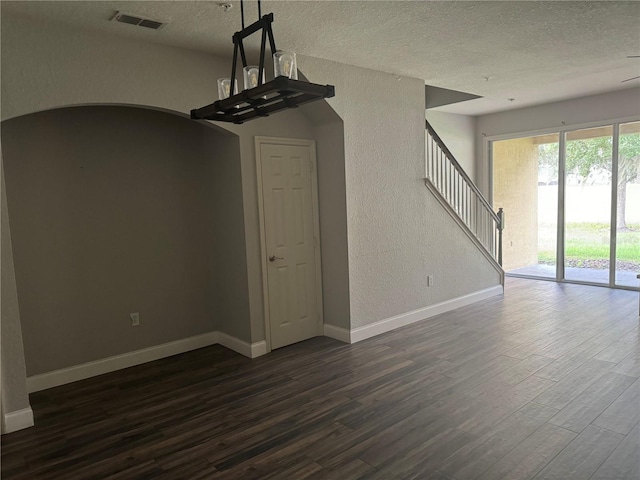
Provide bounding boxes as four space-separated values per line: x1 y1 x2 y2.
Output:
3 1 639 116
313 119 350 330
0 11 321 347
207 135 251 342
492 138 539 271
476 88 640 195
426 110 476 180
222 119 317 343
0 12 226 123
2 9 500 355
300 57 501 329
1 158 30 413
2 107 248 375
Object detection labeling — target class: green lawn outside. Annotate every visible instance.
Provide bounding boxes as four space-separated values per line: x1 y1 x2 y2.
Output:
539 223 640 269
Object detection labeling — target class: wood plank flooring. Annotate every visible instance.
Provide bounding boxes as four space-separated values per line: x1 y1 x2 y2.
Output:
2 278 639 479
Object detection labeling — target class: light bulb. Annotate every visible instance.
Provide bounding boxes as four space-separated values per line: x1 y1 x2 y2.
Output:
217 78 237 100
243 66 263 90
273 51 297 80
283 58 291 76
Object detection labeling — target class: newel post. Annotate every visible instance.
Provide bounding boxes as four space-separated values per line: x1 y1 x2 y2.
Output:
497 208 504 267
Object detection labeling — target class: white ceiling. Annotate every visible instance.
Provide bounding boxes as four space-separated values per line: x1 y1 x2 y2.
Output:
3 0 640 115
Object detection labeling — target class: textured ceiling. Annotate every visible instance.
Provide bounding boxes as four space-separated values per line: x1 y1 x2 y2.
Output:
3 0 640 115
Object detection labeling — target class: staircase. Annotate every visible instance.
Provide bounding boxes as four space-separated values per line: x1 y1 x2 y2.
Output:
425 120 505 279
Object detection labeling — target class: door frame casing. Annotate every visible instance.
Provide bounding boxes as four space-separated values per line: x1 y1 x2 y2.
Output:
255 136 324 353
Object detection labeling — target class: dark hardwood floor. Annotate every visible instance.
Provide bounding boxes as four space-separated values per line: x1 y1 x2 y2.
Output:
2 278 639 479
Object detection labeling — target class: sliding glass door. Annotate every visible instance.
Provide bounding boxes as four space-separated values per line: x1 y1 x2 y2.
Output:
493 134 559 278
564 126 613 284
615 121 640 287
491 120 639 290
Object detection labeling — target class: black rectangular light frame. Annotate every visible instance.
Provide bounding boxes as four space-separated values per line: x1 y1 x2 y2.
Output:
191 77 335 124
191 13 335 124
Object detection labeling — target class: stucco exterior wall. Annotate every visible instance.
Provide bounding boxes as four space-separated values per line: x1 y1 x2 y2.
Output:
492 138 539 271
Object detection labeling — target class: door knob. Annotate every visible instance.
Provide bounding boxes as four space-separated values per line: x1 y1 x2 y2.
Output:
269 255 284 262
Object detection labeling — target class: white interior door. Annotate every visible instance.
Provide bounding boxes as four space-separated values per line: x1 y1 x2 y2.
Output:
257 139 322 350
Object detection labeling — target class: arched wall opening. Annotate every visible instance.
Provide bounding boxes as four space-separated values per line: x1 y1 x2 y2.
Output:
1 105 247 378
1 11 349 431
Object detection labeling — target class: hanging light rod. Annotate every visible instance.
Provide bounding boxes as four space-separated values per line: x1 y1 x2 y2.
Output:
191 0 335 124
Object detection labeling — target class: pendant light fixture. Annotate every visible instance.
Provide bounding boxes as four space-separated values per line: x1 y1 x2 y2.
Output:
191 0 335 124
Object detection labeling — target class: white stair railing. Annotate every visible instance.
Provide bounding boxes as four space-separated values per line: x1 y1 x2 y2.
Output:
426 121 504 266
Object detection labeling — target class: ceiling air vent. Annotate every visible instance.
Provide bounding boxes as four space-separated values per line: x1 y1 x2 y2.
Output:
112 11 165 30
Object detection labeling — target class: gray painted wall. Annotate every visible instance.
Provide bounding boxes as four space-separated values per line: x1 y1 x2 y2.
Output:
2 106 248 375
222 118 317 343
1 158 30 414
1 8 501 400
314 119 350 330
300 57 501 329
0 10 322 348
207 134 251 342
426 110 477 180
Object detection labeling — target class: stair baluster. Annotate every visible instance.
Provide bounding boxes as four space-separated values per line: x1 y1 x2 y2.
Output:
425 121 504 270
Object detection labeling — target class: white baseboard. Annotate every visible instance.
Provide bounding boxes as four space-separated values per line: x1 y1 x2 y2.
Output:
350 285 504 343
23 286 502 394
26 330 266 393
3 407 34 434
250 340 268 358
323 323 351 343
217 332 267 359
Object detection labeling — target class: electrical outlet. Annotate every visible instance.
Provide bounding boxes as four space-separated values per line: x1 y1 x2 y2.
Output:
427 275 434 287
130 312 140 327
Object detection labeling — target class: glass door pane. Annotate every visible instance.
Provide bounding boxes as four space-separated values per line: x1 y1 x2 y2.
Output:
564 126 613 284
493 133 559 278
537 135 560 278
615 121 640 287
